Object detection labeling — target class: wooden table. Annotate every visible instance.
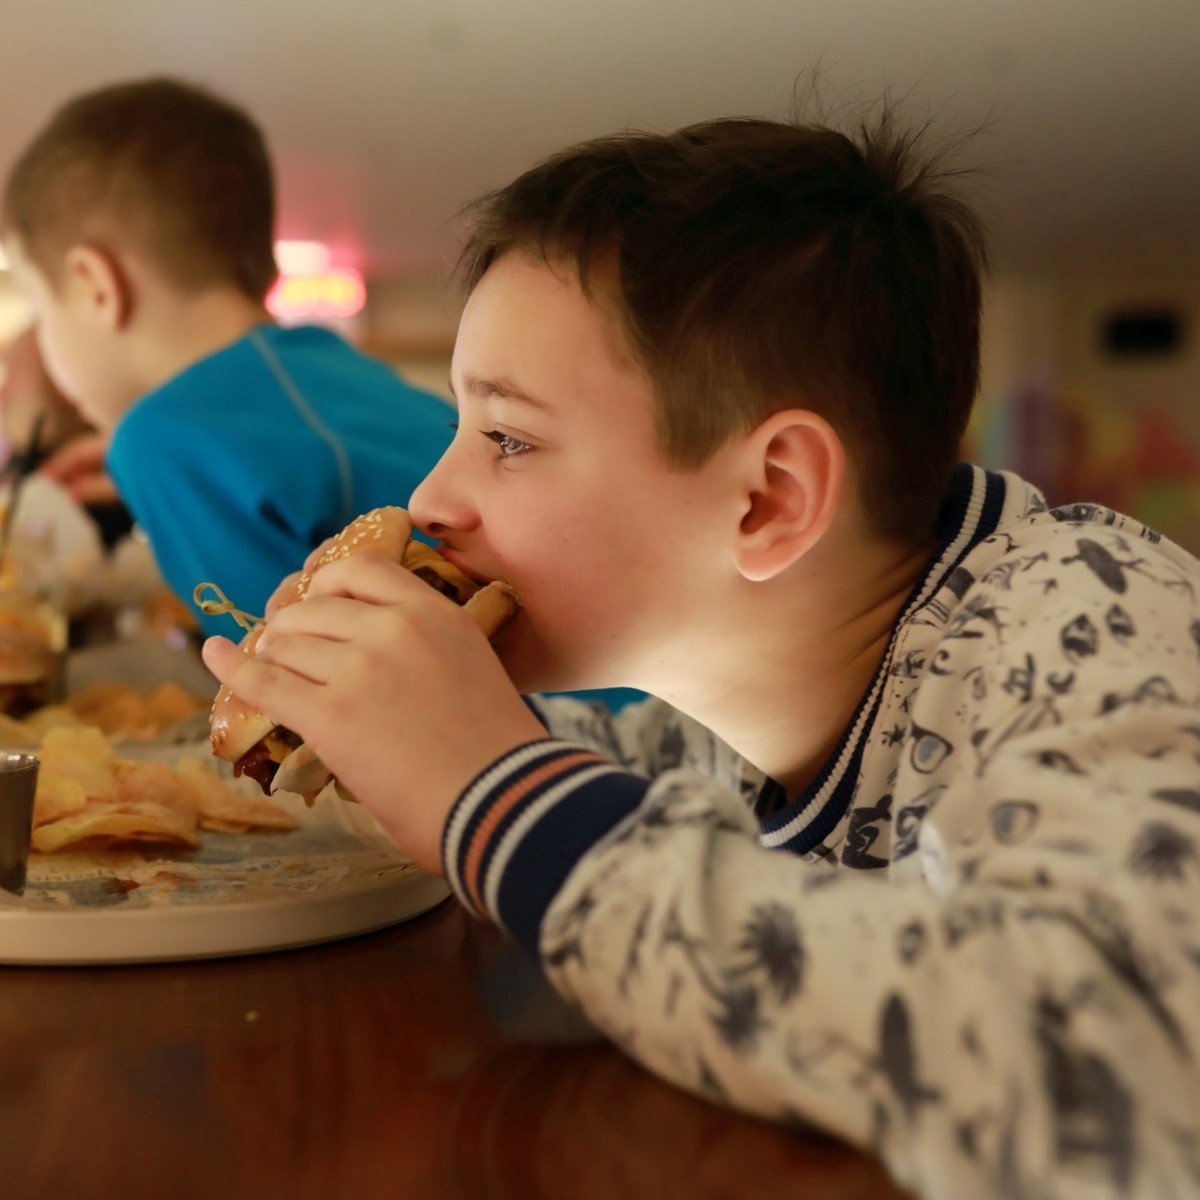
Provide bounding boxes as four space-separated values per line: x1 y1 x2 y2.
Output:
0 899 911 1199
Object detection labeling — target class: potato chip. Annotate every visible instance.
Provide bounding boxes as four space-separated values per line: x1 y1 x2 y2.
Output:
145 682 204 729
200 819 256 834
31 801 200 853
65 681 133 716
33 773 89 828
66 682 157 740
38 725 118 802
115 759 191 812
175 756 301 833
22 705 85 738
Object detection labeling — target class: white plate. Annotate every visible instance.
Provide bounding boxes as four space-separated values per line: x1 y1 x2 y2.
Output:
0 789 450 965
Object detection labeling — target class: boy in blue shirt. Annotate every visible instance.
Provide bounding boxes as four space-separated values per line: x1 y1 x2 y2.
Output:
209 112 1200 1197
1 77 453 636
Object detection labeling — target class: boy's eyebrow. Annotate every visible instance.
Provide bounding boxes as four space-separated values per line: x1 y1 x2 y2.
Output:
454 373 553 412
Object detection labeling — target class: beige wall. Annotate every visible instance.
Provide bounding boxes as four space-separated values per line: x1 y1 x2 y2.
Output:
1060 278 1200 447
361 275 458 401
977 271 1198 442
978 276 1067 405
970 268 1200 551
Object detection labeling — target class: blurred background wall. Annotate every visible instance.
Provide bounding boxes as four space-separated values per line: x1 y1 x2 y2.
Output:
973 270 1200 552
1 0 1197 549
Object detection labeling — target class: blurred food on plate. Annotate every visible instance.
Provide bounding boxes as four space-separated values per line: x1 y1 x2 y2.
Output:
65 679 205 739
0 329 134 551
0 625 57 718
0 329 90 477
0 680 208 744
0 470 195 650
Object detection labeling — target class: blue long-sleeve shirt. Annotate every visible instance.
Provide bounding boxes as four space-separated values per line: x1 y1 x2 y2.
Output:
107 324 453 637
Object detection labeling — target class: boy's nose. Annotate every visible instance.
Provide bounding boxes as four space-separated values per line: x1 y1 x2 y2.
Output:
408 455 471 540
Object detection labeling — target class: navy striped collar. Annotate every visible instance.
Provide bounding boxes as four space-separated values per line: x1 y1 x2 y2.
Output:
754 464 1008 854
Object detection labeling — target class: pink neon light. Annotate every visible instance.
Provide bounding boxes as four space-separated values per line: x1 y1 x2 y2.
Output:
267 268 366 319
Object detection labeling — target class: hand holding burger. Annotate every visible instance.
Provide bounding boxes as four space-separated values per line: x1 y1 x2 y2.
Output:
207 507 525 811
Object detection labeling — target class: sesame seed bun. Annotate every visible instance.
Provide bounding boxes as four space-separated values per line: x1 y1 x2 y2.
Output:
209 626 275 765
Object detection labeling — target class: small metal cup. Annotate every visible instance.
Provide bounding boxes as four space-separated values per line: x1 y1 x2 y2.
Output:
0 752 38 896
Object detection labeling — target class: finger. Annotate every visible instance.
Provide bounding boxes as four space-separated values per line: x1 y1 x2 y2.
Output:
38 433 108 481
202 635 243 684
204 641 325 731
68 473 121 506
264 570 305 620
253 630 350 686
257 593 377 648
303 535 338 574
302 551 433 607
39 441 99 480
266 537 407 618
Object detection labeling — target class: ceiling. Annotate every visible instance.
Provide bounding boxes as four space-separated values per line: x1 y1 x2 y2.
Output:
2 0 1199 281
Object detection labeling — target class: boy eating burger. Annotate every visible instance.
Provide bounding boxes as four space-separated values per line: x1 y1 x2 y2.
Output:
206 108 1200 1198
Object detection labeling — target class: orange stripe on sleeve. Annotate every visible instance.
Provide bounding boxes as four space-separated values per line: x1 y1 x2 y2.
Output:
462 751 603 914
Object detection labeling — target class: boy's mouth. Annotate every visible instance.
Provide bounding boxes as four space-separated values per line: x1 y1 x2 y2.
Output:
436 546 503 588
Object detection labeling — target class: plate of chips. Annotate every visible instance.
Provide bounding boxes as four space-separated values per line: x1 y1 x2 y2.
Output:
0 724 448 964
0 679 211 749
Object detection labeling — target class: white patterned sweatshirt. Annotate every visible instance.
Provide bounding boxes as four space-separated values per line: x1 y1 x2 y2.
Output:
441 465 1200 1200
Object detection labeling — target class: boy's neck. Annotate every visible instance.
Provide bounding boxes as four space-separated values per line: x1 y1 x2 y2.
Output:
661 526 934 800
124 285 271 412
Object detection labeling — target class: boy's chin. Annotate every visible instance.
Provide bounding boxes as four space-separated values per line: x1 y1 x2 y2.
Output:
494 625 590 697
501 654 569 698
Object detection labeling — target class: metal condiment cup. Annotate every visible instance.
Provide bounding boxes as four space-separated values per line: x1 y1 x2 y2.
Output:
0 752 38 896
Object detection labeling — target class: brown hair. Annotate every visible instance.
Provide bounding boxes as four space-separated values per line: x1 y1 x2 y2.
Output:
458 109 988 540
2 77 277 300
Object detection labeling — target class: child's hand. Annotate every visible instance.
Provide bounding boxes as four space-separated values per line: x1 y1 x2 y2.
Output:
39 432 120 506
202 552 545 874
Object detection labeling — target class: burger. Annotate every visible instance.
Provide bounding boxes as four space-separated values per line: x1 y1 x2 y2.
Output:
0 625 57 718
209 506 519 802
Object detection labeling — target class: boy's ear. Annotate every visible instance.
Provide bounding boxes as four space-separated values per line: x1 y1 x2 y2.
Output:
731 409 845 583
62 244 132 331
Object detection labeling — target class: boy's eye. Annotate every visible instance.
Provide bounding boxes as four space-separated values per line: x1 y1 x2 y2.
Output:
481 429 533 459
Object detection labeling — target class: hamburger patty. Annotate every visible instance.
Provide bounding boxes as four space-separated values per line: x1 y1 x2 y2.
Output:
234 727 303 792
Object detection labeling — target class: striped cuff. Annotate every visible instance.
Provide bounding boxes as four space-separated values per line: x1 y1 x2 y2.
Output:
442 739 650 955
